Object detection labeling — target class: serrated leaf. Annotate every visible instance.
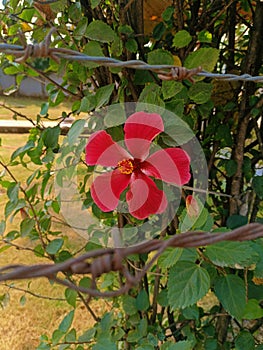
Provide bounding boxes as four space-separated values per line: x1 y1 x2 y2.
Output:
86 20 115 43
74 17 88 40
147 49 174 65
158 248 183 269
214 275 246 319
198 30 212 43
122 295 137 315
168 261 210 309
205 241 258 268
235 330 255 350
83 41 104 68
162 81 184 100
125 38 138 53
173 30 192 48
226 214 248 229
161 340 193 350
162 6 174 22
185 48 219 72
188 82 212 104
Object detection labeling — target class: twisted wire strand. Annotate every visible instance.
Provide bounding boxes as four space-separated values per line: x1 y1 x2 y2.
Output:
0 28 262 82
0 223 262 297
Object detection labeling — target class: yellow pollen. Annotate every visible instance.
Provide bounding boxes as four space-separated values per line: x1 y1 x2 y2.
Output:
118 159 134 175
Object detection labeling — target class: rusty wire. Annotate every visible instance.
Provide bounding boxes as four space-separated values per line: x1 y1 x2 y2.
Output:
0 28 263 82
0 223 262 297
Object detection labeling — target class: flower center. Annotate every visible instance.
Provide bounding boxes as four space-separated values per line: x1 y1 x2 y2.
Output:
118 159 134 175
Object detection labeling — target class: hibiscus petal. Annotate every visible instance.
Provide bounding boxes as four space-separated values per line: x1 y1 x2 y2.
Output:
142 148 191 185
91 170 130 212
124 112 164 160
85 130 130 166
126 172 167 220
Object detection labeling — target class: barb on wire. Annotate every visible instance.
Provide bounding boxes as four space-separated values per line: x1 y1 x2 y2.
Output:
0 28 262 82
0 223 262 298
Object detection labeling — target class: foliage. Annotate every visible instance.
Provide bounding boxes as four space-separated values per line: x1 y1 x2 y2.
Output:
0 0 263 349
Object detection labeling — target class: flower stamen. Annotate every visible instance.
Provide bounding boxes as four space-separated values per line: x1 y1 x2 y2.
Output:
118 159 134 175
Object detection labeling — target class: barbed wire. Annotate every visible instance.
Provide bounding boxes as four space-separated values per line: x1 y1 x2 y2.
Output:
0 28 262 83
0 223 262 297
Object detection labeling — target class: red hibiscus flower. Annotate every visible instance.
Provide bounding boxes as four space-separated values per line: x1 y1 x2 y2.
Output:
85 111 191 220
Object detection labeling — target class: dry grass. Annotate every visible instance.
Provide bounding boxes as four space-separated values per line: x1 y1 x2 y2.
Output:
0 115 105 349
0 95 73 121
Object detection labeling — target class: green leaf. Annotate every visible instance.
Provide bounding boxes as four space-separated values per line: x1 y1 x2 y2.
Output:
79 95 96 112
95 84 115 109
122 295 137 315
138 84 165 108
20 295 26 306
7 182 19 204
214 275 246 319
158 248 183 269
46 238 64 255
205 241 258 268
225 159 237 177
188 82 212 104
67 119 86 145
92 338 117 350
52 329 64 345
162 81 184 100
91 0 101 9
198 30 212 43
78 328 96 342
58 310 74 333
252 176 263 199
104 104 126 127
242 299 263 319
161 340 193 350
65 288 77 307
153 22 166 40
74 17 88 40
42 126 60 149
11 140 35 161
20 218 35 237
136 290 150 311
167 261 210 309
83 41 104 68
0 220 6 235
147 49 174 65
86 20 115 43
173 30 192 48
226 214 248 229
162 6 174 22
185 48 219 72
235 330 255 350
125 38 138 53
